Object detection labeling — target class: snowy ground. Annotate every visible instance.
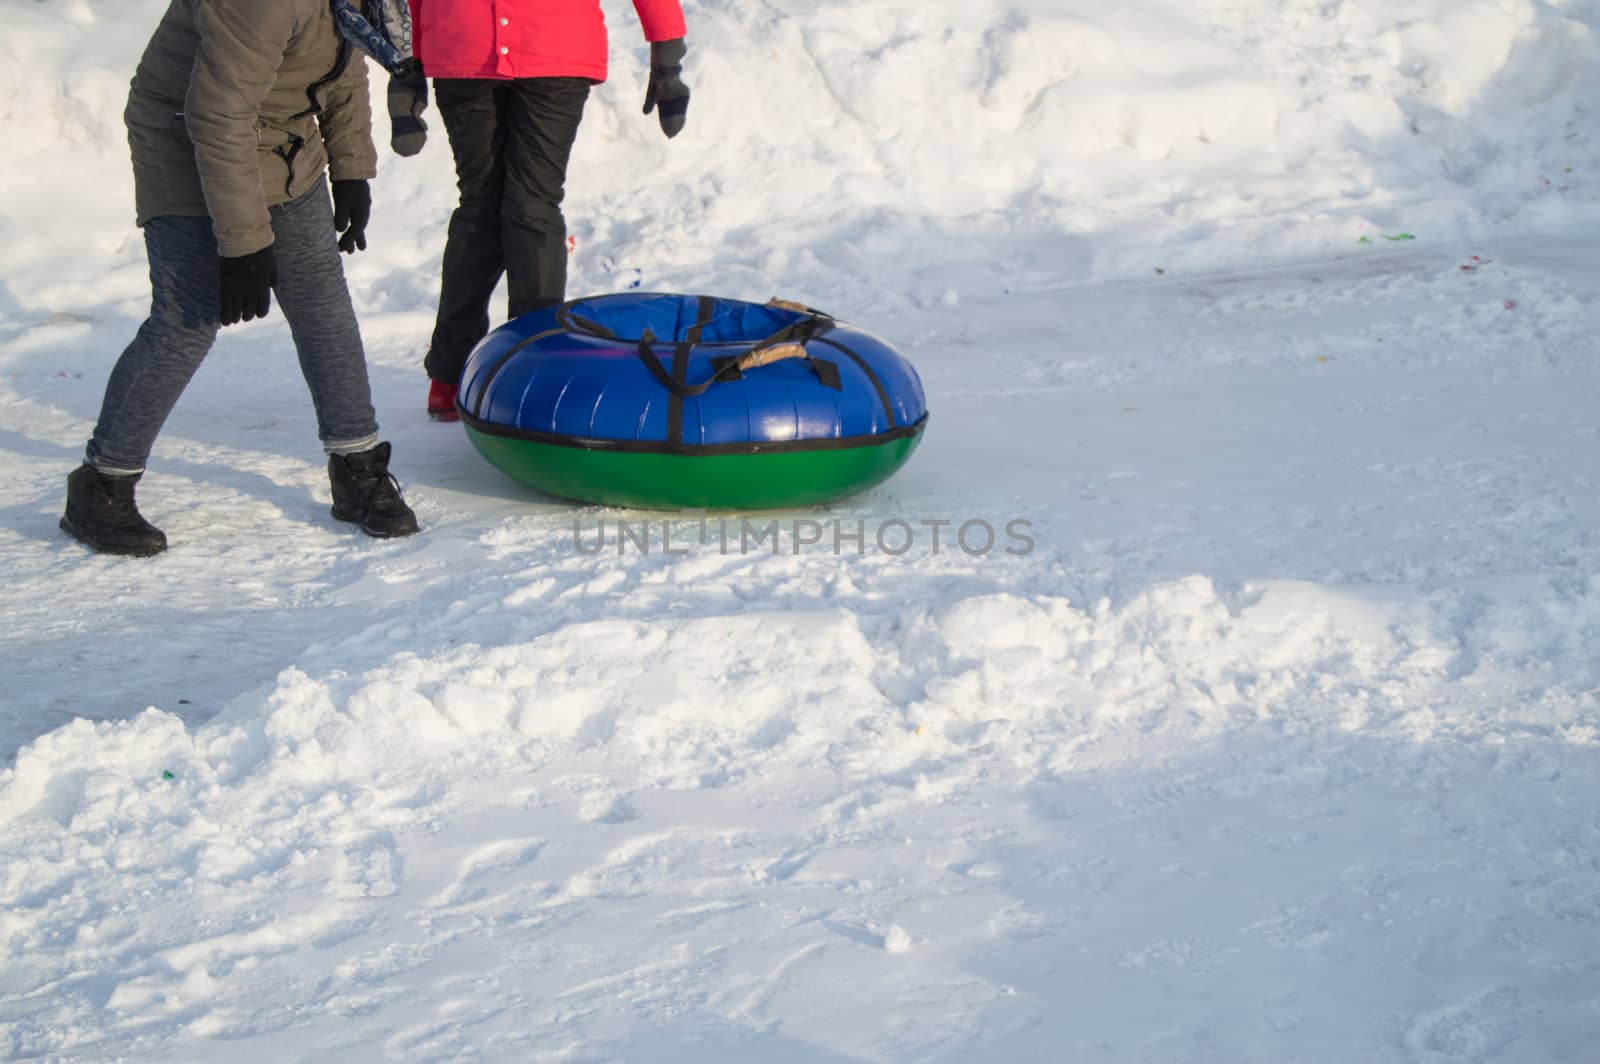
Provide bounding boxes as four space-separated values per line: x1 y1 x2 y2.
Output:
4 0 1600 1061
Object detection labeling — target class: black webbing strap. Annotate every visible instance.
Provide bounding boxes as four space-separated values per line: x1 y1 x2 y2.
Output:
812 359 843 390
710 355 842 391
812 335 898 428
550 301 847 424
556 308 619 340
469 326 567 418
666 297 714 443
558 302 835 355
633 311 838 401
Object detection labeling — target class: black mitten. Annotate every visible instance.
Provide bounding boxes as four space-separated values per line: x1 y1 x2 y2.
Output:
643 38 690 139
388 58 429 157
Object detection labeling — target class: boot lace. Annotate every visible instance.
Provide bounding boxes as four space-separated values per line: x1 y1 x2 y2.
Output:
100 481 143 523
360 470 408 514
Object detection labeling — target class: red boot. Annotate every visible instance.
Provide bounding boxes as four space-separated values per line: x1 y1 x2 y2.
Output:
427 379 460 422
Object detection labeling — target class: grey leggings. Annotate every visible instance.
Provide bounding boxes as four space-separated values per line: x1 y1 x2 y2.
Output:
86 178 379 475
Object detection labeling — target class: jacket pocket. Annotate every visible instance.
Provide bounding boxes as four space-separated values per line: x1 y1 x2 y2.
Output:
168 112 194 149
254 119 292 153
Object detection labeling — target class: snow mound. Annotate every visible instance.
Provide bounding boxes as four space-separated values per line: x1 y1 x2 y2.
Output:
1 576 1437 827
3 578 1597 1057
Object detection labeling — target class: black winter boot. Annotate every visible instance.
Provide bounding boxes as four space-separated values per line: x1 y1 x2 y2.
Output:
60 464 168 556
328 442 420 539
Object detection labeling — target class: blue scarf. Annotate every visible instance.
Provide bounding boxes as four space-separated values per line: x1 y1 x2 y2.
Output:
331 0 414 75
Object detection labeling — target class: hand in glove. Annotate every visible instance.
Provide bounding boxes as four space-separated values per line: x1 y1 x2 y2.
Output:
388 58 429 157
219 246 276 326
643 38 690 139
332 179 372 254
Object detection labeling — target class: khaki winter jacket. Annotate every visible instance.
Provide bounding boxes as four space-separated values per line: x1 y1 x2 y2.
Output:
125 0 377 257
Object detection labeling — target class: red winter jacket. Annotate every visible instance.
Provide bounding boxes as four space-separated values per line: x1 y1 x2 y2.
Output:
411 0 686 82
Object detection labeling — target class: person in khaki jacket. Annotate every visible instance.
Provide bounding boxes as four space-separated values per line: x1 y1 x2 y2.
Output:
61 0 420 557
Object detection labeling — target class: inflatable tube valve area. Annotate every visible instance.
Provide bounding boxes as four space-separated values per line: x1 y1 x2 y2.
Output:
457 294 929 510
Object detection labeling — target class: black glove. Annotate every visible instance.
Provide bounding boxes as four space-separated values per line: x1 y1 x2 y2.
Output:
218 246 276 326
643 38 689 139
332 179 371 254
388 58 429 157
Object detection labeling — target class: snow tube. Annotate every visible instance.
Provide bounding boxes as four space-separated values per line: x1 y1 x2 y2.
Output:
457 293 929 510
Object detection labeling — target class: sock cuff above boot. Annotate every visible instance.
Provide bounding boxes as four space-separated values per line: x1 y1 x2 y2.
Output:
88 459 145 479
325 432 381 457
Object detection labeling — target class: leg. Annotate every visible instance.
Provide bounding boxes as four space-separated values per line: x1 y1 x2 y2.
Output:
68 214 219 554
273 179 418 539
268 178 379 455
426 78 512 384
501 77 590 319
85 215 223 475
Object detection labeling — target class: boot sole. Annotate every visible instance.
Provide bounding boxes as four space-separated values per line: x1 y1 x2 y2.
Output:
59 516 167 557
331 506 420 539
428 410 460 422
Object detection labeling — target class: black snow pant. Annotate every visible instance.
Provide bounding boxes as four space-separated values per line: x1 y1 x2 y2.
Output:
425 76 591 385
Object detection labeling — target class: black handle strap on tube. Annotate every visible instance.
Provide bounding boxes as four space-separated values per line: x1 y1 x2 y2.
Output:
634 313 839 399
557 309 619 340
666 297 715 443
554 300 843 398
